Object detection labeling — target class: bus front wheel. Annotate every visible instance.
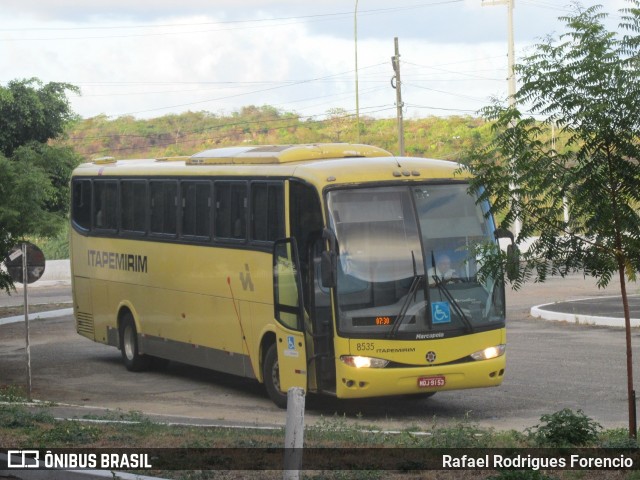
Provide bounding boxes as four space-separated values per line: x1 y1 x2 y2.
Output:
263 344 287 409
120 314 150 372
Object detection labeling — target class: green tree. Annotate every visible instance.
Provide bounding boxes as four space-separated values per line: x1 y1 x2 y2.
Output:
463 2 640 437
0 78 79 157
0 79 81 292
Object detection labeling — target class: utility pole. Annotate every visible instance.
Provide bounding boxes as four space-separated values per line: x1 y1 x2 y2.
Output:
483 0 519 237
482 0 515 107
354 0 360 143
391 37 405 156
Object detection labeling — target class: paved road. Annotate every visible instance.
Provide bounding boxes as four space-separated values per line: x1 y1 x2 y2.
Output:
1 273 639 432
0 282 72 308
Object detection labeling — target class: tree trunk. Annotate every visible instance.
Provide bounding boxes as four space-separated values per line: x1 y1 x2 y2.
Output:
618 257 637 439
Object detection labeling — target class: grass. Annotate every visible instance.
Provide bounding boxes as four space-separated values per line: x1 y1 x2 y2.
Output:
0 387 638 480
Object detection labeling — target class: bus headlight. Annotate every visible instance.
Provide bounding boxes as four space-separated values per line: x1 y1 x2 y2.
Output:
340 355 389 368
470 344 506 361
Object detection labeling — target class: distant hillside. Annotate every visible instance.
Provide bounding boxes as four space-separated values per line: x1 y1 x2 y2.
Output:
56 105 495 162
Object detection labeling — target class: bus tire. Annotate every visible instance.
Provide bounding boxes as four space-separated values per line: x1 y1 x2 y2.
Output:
120 314 150 372
263 343 287 409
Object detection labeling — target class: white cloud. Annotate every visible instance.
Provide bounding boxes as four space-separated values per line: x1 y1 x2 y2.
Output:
0 0 628 119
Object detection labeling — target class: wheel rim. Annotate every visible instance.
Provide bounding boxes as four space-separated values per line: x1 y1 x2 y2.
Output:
123 325 135 360
271 358 281 393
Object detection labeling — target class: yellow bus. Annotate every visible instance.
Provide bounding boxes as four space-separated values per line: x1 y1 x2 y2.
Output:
70 143 507 407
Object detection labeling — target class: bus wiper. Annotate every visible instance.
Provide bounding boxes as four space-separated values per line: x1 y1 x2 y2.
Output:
430 252 474 333
388 251 422 339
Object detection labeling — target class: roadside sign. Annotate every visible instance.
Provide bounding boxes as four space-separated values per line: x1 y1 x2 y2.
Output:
3 242 46 402
4 242 46 284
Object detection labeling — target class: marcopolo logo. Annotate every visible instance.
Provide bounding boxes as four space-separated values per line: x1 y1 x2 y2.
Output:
7 450 40 468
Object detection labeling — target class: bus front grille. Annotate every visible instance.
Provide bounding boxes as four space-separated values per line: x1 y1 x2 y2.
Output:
76 312 94 338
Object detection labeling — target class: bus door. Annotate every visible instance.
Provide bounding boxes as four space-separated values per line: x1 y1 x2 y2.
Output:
288 181 336 394
308 234 337 393
273 238 308 393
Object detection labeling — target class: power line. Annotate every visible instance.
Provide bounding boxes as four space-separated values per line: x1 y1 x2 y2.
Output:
405 103 479 113
109 63 387 117
76 105 397 156
69 103 396 142
0 11 349 32
0 1 464 32
0 1 464 42
403 60 503 81
518 0 574 14
402 82 490 103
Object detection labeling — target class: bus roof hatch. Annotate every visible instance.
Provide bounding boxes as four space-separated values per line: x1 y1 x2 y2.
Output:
187 143 392 165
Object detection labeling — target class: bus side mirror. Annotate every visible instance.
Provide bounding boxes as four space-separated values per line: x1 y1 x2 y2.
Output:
494 228 514 243
505 244 520 282
321 251 337 288
494 228 520 281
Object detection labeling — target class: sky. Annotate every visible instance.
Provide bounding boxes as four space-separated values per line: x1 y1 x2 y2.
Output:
0 0 628 121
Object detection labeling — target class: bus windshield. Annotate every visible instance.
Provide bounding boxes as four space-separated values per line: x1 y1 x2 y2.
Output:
326 183 505 339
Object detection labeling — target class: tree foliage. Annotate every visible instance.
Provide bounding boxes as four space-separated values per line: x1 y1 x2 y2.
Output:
463 2 640 290
0 79 82 293
462 1 640 437
0 79 79 157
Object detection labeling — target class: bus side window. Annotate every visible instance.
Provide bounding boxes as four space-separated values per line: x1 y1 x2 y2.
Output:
181 180 211 239
121 180 147 234
93 180 118 231
251 182 284 242
150 180 178 236
289 182 323 307
215 181 247 241
72 179 92 231
290 182 323 262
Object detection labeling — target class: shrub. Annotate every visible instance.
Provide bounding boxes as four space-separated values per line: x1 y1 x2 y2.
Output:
527 408 601 447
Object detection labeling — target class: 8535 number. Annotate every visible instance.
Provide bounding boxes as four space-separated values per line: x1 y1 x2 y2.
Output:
355 342 375 352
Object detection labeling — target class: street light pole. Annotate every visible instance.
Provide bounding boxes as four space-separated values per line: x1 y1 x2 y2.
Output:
354 0 360 143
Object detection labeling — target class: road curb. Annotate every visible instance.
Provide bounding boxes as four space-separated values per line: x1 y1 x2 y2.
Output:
530 296 640 327
0 308 74 326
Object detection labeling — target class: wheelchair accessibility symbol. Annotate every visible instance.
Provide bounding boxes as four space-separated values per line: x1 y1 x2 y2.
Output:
284 335 300 358
431 302 451 324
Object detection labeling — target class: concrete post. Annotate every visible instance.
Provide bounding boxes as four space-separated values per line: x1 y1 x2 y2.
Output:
283 387 305 479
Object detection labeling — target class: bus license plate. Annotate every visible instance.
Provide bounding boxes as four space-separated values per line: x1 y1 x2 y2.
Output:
418 376 445 388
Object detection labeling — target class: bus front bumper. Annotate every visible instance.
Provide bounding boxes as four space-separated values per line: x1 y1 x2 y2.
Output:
334 355 506 399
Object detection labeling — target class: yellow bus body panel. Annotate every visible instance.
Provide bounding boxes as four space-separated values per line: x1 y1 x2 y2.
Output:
71 232 275 379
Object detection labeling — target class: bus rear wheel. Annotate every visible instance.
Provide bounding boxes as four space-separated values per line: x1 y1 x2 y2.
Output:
120 314 150 372
263 344 287 409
